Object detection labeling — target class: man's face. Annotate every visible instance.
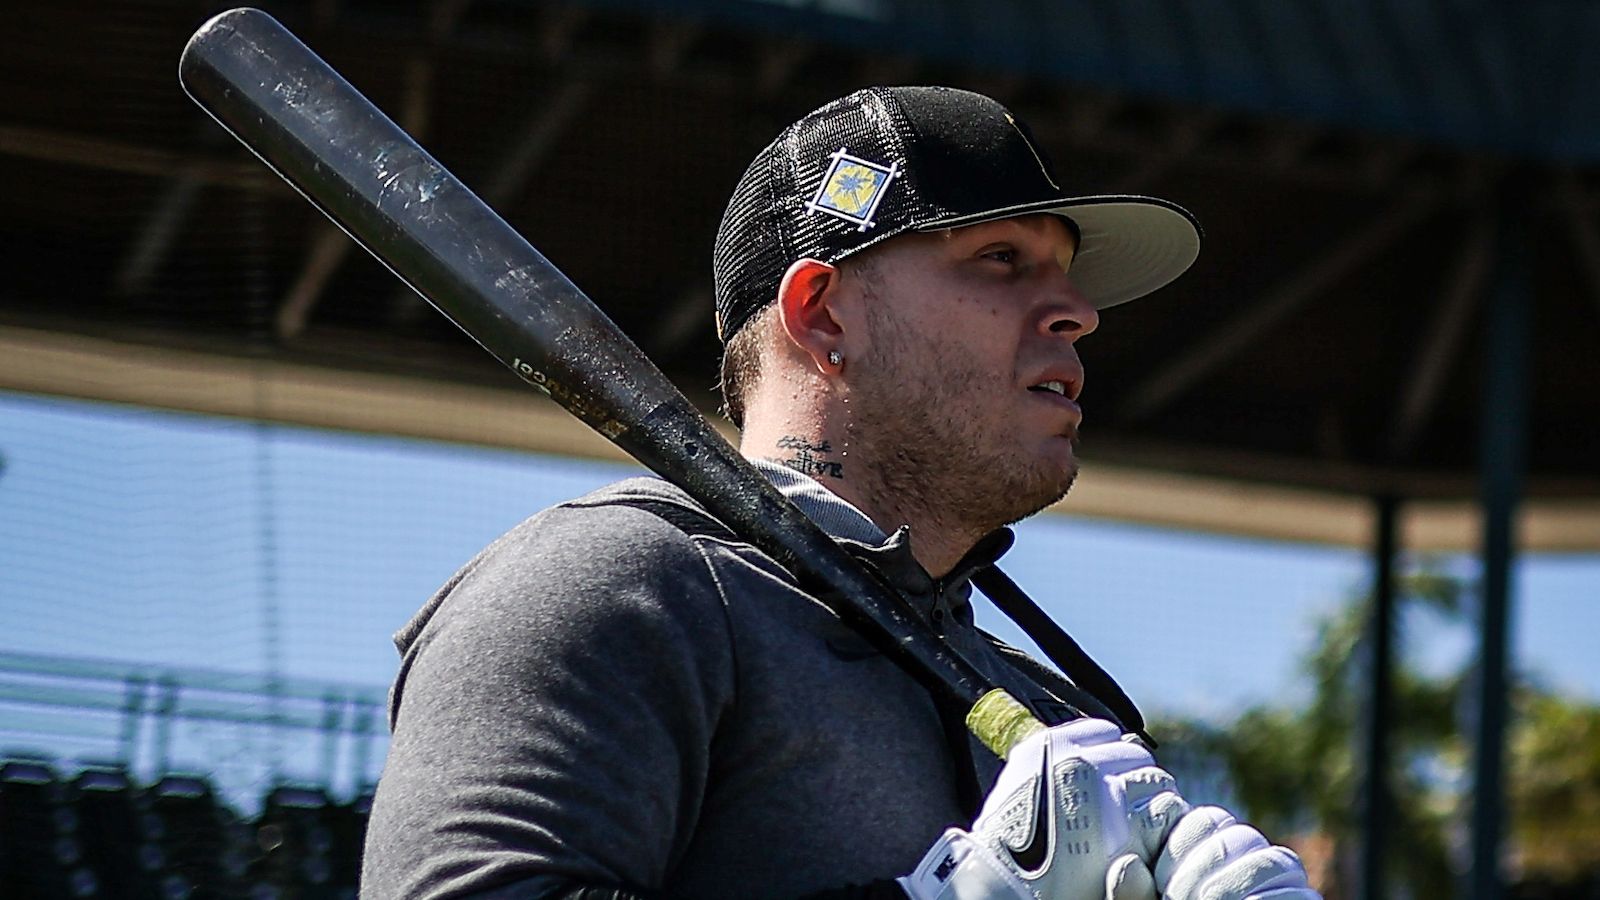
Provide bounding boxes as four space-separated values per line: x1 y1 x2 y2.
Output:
843 213 1097 530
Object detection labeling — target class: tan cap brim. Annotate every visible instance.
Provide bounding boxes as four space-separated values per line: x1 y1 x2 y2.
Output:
917 194 1202 309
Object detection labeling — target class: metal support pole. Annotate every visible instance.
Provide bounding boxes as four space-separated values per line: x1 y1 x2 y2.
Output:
1469 181 1531 900
320 692 344 793
118 675 148 770
352 701 378 795
1359 494 1400 900
154 676 180 776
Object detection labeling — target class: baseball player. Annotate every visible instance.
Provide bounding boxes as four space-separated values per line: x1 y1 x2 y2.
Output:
361 86 1320 900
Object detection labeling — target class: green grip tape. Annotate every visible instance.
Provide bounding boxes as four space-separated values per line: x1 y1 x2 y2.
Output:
966 688 1047 759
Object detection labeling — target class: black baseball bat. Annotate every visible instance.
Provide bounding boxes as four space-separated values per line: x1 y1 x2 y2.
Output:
178 7 1043 757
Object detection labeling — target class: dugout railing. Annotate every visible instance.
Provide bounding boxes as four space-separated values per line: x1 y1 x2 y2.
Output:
0 650 387 897
0 650 386 809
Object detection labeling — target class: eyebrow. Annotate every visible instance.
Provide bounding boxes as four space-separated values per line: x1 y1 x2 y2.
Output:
1008 215 1057 235
946 216 1078 259
983 215 1075 245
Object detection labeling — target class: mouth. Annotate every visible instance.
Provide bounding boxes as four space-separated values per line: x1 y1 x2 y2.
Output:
1024 365 1083 402
1026 380 1083 424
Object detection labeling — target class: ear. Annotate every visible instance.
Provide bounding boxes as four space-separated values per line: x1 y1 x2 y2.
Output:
776 257 847 374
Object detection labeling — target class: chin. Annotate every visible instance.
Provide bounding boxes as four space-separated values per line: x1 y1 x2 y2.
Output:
997 461 1077 526
1038 437 1080 482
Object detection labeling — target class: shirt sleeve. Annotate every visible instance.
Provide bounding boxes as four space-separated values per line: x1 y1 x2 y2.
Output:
360 502 738 899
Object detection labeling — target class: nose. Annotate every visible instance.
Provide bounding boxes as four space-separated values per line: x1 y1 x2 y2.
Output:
1037 278 1099 340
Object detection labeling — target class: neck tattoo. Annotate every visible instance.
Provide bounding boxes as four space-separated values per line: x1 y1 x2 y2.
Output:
773 435 844 479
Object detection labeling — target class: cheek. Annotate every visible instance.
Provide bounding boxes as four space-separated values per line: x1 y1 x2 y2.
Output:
867 289 1020 380
947 308 1023 367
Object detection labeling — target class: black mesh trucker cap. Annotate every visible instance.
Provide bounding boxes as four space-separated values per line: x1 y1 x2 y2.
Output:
712 86 1202 342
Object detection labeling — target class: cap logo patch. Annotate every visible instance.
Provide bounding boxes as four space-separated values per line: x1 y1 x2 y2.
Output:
808 148 899 231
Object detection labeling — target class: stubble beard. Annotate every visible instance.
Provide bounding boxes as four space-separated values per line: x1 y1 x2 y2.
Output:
846 304 1078 539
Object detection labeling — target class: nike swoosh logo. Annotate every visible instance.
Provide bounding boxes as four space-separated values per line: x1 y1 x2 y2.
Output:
1006 748 1052 873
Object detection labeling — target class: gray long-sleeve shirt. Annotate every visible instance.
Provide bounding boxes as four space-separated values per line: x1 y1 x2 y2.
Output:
361 464 1113 899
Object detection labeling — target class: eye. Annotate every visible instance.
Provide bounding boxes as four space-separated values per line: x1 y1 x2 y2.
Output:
980 246 1017 265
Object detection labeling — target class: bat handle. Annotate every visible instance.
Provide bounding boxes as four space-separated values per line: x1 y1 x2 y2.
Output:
968 689 1048 758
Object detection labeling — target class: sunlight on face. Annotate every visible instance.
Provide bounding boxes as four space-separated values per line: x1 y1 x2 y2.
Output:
842 214 1089 532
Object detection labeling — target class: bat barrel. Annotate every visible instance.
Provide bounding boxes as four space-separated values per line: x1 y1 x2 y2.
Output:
180 7 660 439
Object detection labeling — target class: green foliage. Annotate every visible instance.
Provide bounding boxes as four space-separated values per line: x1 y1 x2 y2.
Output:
1512 692 1600 880
1160 563 1600 898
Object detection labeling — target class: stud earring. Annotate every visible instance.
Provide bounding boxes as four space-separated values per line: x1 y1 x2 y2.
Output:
827 350 842 367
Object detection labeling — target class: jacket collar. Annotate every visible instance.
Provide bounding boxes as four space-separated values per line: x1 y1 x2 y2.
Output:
750 459 1014 610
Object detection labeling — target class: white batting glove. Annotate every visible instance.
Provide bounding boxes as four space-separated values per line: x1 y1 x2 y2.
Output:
1153 806 1322 900
898 718 1187 900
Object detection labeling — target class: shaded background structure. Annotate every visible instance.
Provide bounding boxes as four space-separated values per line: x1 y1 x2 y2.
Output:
2 1 1598 898
7 0 1600 492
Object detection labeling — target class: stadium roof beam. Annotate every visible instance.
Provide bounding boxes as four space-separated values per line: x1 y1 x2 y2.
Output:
0 124 268 189
0 103 1503 212
1386 211 1492 461
111 169 205 300
1028 101 1500 201
1117 190 1438 424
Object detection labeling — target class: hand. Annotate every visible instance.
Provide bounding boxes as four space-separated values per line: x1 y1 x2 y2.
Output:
898 718 1187 900
1154 807 1321 900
